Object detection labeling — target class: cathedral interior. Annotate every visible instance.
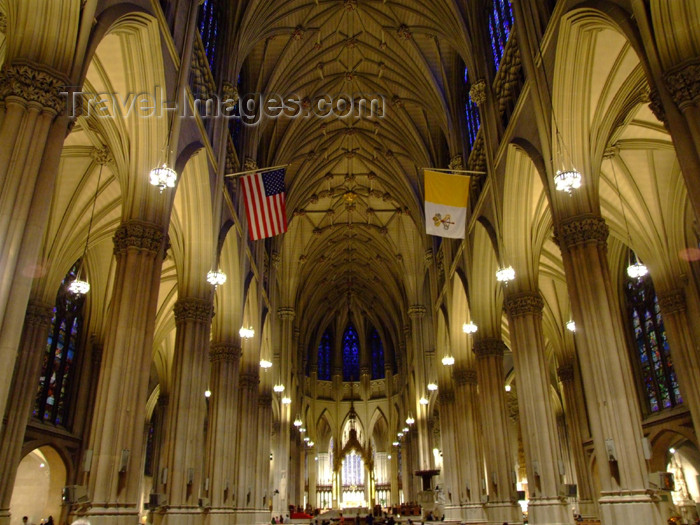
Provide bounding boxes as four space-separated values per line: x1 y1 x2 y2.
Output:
1 1 700 525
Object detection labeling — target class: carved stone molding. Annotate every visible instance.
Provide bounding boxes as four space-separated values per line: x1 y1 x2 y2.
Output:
0 11 7 33
243 157 258 170
209 342 242 363
174 297 214 324
469 79 487 106
657 288 687 315
113 220 166 256
222 81 239 104
473 338 506 359
557 364 575 383
91 146 113 166
554 214 608 250
449 155 464 171
0 60 69 114
360 366 371 376
407 304 426 319
277 307 296 321
424 249 433 266
647 87 668 127
504 291 544 317
453 368 477 386
663 58 700 110
25 301 54 327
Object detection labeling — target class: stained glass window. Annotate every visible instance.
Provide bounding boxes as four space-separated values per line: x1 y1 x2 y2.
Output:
342 324 360 381
34 261 85 426
342 452 364 486
464 68 481 152
144 417 156 476
488 0 514 70
197 0 219 73
318 328 333 381
625 267 681 413
369 327 385 379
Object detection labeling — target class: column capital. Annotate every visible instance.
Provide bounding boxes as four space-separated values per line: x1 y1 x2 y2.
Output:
647 87 668 127
173 297 214 324
239 371 259 389
554 214 608 250
113 220 167 256
277 307 296 321
473 338 507 359
222 81 239 104
209 342 242 363
504 291 544 317
25 301 54 327
449 154 464 171
0 59 68 113
453 368 477 386
557 364 575 383
407 304 426 319
258 393 272 406
438 390 455 403
657 288 686 314
663 57 700 111
360 365 371 376
469 79 487 106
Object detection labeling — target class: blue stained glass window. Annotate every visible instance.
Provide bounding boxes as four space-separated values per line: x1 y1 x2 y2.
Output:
34 261 85 426
369 327 385 379
318 328 333 381
198 0 219 73
464 68 481 152
342 324 360 381
342 452 364 486
625 261 681 413
488 0 514 70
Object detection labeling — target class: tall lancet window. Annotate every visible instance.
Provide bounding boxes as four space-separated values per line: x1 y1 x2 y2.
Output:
464 68 481 152
197 0 219 72
488 0 514 70
625 264 681 412
369 327 385 379
34 261 85 426
318 328 332 381
342 324 360 381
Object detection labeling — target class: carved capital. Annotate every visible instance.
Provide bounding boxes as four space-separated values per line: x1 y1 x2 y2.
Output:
258 393 272 406
222 81 239 104
647 87 667 126
473 338 506 359
0 11 7 33
657 288 686 315
239 371 259 389
554 214 608 250
453 368 477 386
243 157 258 170
0 59 68 113
469 79 487 106
407 304 426 319
25 301 54 327
209 342 242 363
557 364 575 383
504 291 544 317
174 297 214 324
449 155 464 171
663 58 700 110
360 365 371 376
277 307 296 321
113 220 166 256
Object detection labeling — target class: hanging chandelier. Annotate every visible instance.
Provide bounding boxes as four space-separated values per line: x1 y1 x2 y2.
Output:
239 326 255 339
273 384 285 393
149 164 177 193
406 413 415 425
627 259 648 280
294 415 303 427
441 354 455 366
281 396 291 405
427 382 438 391
462 321 478 334
419 396 429 406
496 266 515 283
260 359 273 369
207 269 227 287
554 169 582 194
566 320 576 333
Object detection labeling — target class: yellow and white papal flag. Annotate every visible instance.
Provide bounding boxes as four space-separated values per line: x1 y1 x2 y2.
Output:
424 170 470 239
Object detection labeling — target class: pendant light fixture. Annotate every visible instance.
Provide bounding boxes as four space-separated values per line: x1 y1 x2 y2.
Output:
69 160 105 296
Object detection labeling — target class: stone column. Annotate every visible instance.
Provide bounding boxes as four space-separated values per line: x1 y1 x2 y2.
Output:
256 392 273 516
555 214 663 525
407 305 432 471
236 369 260 513
0 301 53 524
504 291 569 524
657 288 700 438
557 363 596 518
450 369 487 523
274 307 295 513
390 448 399 505
308 441 317 512
161 297 214 524
84 220 168 525
206 342 242 520
0 61 71 424
473 339 521 524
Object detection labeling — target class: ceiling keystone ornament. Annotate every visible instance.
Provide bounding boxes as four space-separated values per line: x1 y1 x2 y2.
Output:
391 95 404 108
91 146 112 166
344 0 358 11
292 25 306 41
469 80 487 106
554 214 609 250
663 58 700 110
504 291 544 317
397 24 412 40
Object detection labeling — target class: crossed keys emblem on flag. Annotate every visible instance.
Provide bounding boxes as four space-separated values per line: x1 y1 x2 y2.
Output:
432 213 455 230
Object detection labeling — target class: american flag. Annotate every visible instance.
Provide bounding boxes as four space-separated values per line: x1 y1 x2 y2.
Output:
240 168 288 240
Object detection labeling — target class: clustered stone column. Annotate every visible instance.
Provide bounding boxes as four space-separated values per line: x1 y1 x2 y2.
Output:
84 220 168 525
407 304 432 471
472 338 520 524
555 214 663 525
556 363 595 517
161 297 214 524
0 301 54 524
504 291 569 524
450 369 487 523
236 370 260 513
255 393 273 514
206 342 242 521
